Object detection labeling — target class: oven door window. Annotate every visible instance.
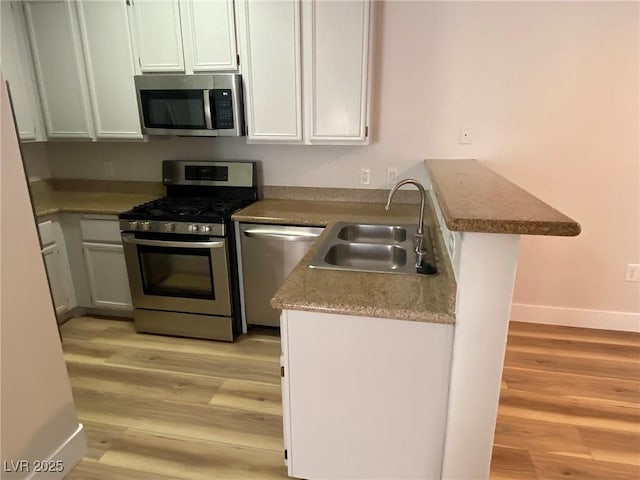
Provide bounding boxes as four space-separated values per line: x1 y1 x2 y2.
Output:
140 90 205 129
138 245 214 300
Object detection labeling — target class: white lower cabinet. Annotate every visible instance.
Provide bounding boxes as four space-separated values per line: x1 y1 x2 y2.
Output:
42 244 71 315
39 214 132 315
80 216 132 310
280 309 453 479
39 217 76 318
82 242 132 310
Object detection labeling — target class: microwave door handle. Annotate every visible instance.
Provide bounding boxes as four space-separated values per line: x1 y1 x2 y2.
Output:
203 90 213 129
122 234 224 249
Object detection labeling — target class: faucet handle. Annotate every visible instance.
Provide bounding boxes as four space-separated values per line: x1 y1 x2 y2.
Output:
414 232 425 254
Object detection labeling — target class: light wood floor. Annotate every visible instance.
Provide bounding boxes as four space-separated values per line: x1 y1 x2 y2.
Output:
60 317 640 479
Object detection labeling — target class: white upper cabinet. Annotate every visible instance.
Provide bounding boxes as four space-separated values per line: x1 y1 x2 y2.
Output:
23 0 142 140
129 0 238 74
302 0 370 144
76 1 142 139
236 0 302 142
24 0 94 139
129 0 185 72
237 0 371 145
0 1 45 141
181 0 238 72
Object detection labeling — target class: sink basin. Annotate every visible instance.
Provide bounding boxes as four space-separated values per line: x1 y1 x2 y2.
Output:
323 244 407 271
337 224 407 244
308 222 438 276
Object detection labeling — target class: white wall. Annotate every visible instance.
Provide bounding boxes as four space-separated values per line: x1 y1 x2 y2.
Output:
29 1 639 324
21 141 51 180
1 77 85 478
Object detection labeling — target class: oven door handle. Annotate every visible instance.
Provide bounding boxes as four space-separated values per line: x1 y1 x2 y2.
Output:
242 229 321 242
121 234 225 249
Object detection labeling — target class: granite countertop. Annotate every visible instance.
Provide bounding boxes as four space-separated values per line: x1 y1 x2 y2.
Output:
425 159 581 236
31 179 162 218
233 199 457 325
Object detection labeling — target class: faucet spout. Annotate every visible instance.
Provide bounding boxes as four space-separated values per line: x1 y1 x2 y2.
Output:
385 179 427 268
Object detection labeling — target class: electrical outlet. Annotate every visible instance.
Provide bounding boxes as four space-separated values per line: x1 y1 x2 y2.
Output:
625 264 640 282
458 127 472 144
360 168 370 185
387 167 398 185
103 161 115 177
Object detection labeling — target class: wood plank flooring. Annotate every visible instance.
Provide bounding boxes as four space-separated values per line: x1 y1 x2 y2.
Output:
60 317 640 479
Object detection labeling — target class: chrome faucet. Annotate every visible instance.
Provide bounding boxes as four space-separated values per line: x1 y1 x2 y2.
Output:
385 179 426 268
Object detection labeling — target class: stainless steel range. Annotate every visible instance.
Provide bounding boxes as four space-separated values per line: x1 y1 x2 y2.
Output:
119 160 257 341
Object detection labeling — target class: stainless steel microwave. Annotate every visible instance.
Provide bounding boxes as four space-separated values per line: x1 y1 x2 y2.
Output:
134 74 245 137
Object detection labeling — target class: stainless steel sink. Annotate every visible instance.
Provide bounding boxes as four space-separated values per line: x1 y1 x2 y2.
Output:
309 222 437 276
323 244 407 271
337 224 407 244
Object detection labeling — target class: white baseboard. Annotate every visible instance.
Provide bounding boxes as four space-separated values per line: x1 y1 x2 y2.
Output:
27 423 87 480
511 303 640 333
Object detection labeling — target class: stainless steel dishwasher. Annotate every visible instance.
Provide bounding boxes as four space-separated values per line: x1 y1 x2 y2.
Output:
239 223 323 327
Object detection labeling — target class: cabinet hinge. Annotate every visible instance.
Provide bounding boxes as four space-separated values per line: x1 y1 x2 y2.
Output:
284 449 288 460
365 126 369 138
138 57 142 69
236 54 240 66
280 366 285 377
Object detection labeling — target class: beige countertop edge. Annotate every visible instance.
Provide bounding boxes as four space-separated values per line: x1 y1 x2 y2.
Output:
234 199 457 324
425 159 581 237
32 192 160 219
270 300 455 325
35 205 129 217
445 217 581 236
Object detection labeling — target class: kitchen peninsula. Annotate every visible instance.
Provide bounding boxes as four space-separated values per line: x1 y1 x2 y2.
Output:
30 160 579 480
234 159 580 480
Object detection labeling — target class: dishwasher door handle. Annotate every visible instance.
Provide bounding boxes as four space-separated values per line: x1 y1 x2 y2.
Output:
242 229 321 242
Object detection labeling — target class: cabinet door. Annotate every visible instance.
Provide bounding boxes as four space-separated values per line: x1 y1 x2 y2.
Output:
24 0 94 139
302 0 370 144
236 0 302 142
42 245 69 315
180 0 237 72
1 1 44 141
83 242 133 310
129 0 185 73
76 1 143 139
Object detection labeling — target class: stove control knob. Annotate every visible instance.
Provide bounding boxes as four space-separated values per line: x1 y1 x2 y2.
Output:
164 223 176 233
188 224 199 233
127 221 139 230
140 221 151 232
200 224 212 233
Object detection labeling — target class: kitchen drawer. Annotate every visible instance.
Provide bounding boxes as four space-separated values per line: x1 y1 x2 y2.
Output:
38 219 55 247
80 216 121 243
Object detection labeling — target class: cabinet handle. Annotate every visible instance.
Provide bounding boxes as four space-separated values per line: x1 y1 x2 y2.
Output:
243 229 320 242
